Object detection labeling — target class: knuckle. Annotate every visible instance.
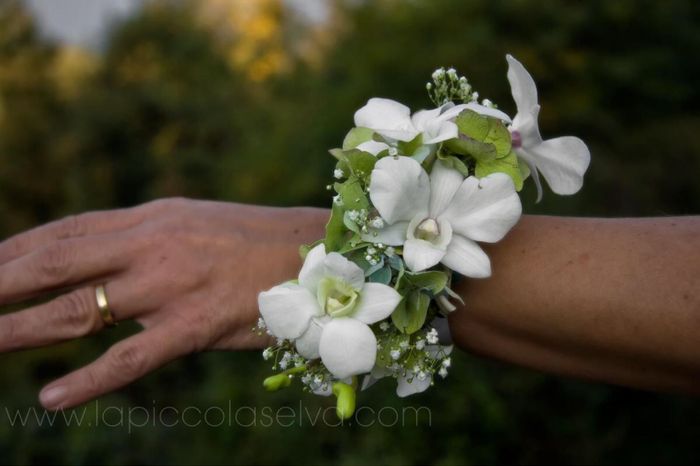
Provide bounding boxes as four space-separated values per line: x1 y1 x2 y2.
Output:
54 214 87 240
1 314 18 347
173 310 215 354
54 291 94 334
84 367 103 395
110 343 149 378
36 242 73 282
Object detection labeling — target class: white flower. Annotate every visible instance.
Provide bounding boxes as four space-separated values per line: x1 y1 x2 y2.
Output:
363 156 522 278
426 328 439 345
506 54 591 201
258 244 402 379
353 98 511 148
333 168 344 179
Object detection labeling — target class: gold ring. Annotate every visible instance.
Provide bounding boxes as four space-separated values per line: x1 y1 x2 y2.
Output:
95 285 117 327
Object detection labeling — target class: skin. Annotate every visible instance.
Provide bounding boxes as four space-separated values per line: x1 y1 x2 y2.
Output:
0 199 696 410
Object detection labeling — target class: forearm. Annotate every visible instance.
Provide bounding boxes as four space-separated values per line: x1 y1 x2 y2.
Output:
449 215 700 394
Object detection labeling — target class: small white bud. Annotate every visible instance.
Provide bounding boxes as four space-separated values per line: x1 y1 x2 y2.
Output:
333 168 344 179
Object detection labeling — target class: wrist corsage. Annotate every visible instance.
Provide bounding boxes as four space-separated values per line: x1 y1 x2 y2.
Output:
255 55 590 419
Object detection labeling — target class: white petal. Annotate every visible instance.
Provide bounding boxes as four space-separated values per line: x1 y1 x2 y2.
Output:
516 151 544 202
298 243 327 292
258 284 319 339
429 160 464 217
441 174 522 243
323 252 365 290
506 54 539 118
295 316 330 359
526 136 590 196
422 120 459 144
353 98 419 142
369 156 430 224
464 102 512 124
403 238 447 272
353 283 402 324
410 107 443 133
319 318 377 379
436 103 469 121
512 105 542 147
361 221 408 246
396 374 432 397
441 234 491 278
356 140 389 155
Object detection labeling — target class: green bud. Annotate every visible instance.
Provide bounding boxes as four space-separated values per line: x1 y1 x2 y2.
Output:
263 373 292 392
332 382 356 420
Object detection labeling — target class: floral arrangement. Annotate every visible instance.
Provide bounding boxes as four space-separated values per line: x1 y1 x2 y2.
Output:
255 55 590 419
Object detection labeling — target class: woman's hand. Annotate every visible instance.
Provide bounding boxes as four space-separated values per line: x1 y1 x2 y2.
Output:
0 198 327 410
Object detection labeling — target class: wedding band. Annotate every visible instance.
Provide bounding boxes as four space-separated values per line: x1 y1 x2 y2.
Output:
95 284 117 327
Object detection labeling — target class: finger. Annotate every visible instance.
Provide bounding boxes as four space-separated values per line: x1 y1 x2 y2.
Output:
0 207 146 265
39 319 197 410
0 233 135 304
0 279 146 353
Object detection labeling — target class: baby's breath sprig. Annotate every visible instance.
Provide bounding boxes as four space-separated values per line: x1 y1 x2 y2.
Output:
427 67 474 106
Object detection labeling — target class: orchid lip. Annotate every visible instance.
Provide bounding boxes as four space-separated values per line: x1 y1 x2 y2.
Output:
511 130 522 149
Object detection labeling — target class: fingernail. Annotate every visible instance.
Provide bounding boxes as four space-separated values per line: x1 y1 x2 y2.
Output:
40 385 67 409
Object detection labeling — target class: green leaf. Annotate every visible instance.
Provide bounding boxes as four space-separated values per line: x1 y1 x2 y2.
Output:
391 290 430 334
386 254 404 272
342 210 360 233
475 150 524 191
335 176 369 210
364 256 386 276
444 137 497 162
455 109 512 158
345 150 377 177
397 133 423 156
342 127 375 150
438 155 471 177
324 202 347 252
405 270 448 294
368 265 392 284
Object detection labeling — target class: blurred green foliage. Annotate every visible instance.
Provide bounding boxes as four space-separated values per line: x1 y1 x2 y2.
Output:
0 0 699 464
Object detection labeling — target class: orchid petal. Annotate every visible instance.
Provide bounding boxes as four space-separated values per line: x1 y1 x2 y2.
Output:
441 174 522 243
361 221 408 246
422 120 459 144
353 283 402 324
403 238 447 272
323 252 365 290
354 98 419 142
429 160 464 217
258 284 319 339
369 156 430 224
355 140 390 156
441 234 491 278
396 373 432 397
298 243 327 292
506 54 539 117
526 136 590 196
464 102 512 124
319 318 377 379
295 316 329 359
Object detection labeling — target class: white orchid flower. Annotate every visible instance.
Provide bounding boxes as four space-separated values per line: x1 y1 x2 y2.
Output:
364 156 521 278
506 54 591 201
353 98 511 149
258 244 402 379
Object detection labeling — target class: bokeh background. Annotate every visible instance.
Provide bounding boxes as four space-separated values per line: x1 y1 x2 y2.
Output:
0 0 699 464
